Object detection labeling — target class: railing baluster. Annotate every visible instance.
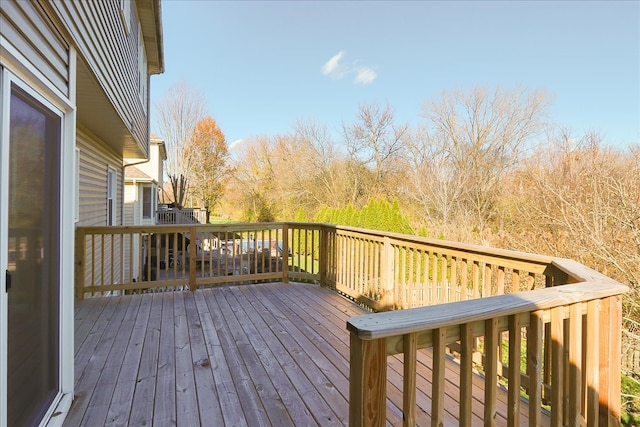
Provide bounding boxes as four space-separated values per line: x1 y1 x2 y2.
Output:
432 327 446 426
460 322 473 427
528 310 543 426
485 317 499 426
551 306 564 427
569 302 583 423
403 333 417 427
508 314 522 427
586 299 600 427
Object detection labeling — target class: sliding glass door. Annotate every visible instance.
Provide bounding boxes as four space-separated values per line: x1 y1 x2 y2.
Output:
6 83 61 426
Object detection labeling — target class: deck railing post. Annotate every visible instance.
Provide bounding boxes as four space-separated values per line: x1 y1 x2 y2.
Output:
282 223 289 284
349 332 387 427
600 295 623 426
381 236 395 310
189 226 197 292
75 227 86 300
318 225 328 287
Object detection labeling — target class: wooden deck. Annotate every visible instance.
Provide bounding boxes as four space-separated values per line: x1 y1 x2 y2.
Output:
66 282 545 426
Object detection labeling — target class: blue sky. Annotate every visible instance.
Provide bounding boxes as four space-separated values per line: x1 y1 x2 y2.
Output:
150 0 640 150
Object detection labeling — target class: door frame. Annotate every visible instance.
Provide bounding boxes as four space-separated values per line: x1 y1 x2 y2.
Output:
0 39 77 427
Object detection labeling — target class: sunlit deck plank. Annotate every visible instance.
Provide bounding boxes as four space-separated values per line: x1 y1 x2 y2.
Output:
68 282 547 426
233 285 346 425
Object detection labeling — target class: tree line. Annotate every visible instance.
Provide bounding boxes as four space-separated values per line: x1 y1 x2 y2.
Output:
155 84 639 324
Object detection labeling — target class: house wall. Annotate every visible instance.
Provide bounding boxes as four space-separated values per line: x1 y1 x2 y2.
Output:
0 1 70 97
123 182 140 281
135 143 161 182
48 1 149 153
77 128 124 290
77 128 124 227
124 182 137 226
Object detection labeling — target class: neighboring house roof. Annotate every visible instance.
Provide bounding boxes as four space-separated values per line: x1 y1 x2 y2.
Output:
125 166 154 182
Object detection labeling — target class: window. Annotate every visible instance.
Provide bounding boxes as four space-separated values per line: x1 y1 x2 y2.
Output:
142 186 152 219
107 168 117 225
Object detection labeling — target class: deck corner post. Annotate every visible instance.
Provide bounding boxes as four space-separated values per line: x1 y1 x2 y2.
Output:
75 227 86 300
349 332 387 427
600 295 623 426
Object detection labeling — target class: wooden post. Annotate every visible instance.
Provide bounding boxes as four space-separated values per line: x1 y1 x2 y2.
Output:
282 223 289 284
350 332 387 427
318 225 328 287
75 227 86 300
600 295 622 427
381 236 395 310
189 226 197 292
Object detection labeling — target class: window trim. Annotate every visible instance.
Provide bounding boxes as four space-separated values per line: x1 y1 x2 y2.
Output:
119 0 131 35
107 167 117 226
142 185 152 219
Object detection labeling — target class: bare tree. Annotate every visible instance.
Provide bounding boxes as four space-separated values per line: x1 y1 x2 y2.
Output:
501 131 640 320
155 83 207 206
342 103 408 199
400 125 468 235
421 86 550 240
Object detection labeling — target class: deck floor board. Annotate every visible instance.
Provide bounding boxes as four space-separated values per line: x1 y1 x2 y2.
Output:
67 282 548 426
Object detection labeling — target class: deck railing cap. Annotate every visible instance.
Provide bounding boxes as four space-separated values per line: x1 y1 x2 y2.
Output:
347 280 629 341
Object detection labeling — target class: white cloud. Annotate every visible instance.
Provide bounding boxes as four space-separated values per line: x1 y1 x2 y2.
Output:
321 51 345 78
322 51 377 85
354 67 376 85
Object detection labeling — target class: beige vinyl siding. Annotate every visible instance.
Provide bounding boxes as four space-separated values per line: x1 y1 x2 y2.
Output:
123 183 139 281
124 182 137 226
77 128 124 227
49 0 148 150
77 128 125 288
0 1 70 96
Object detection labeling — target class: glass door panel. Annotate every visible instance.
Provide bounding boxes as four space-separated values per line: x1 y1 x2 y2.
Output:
7 84 61 427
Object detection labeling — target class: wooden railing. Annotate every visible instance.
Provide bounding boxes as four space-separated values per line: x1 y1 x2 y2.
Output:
75 222 332 298
156 207 207 224
348 281 628 426
74 222 628 423
325 226 557 311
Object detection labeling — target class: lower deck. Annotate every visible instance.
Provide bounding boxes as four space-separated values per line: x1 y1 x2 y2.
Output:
66 282 546 426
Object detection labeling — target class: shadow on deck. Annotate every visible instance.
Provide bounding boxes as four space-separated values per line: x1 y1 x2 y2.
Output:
67 282 547 426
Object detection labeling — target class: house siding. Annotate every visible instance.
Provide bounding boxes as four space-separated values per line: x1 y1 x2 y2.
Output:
77 128 124 288
0 0 70 96
49 0 148 153
124 182 137 226
77 128 124 227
